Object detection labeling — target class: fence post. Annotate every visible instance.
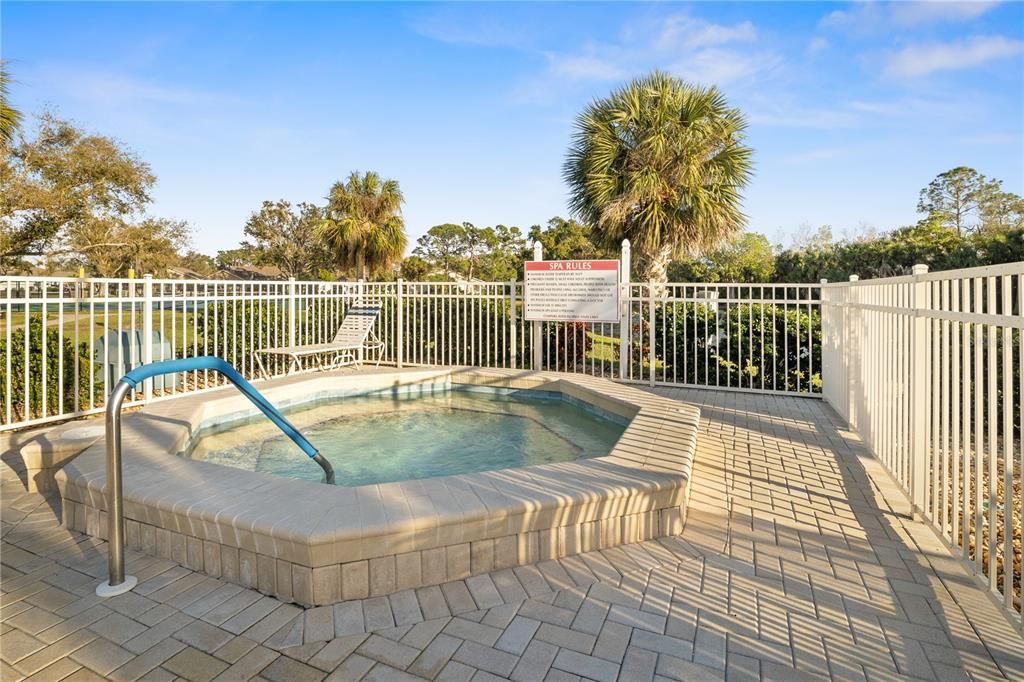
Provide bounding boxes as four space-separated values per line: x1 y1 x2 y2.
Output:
357 279 365 363
909 264 929 515
396 279 404 368
74 270 85 411
287 277 297 348
509 279 517 369
847 275 859 430
648 279 655 387
532 242 543 371
142 274 153 402
820 278 834 412
619 240 631 380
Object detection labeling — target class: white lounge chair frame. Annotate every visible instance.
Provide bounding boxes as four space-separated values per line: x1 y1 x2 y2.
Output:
255 304 384 378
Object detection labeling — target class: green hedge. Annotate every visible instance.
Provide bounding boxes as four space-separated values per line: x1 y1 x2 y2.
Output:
0 318 99 423
183 297 823 393
652 302 822 392
397 297 516 367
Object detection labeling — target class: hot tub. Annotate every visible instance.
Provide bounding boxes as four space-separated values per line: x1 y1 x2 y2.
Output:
57 368 699 606
185 385 628 485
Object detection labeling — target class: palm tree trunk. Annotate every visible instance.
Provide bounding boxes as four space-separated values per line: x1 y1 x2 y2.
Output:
356 250 366 280
644 242 674 297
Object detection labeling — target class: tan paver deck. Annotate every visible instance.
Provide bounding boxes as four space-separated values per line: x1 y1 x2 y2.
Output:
3 385 1023 681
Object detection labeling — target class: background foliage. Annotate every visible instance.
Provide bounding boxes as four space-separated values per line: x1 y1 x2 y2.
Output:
0 317 97 421
651 302 821 392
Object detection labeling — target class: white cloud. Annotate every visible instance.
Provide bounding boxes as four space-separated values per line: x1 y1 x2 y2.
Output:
537 13 778 89
884 35 1024 77
819 2 886 33
415 9 780 97
821 1 1000 34
671 49 784 88
408 6 536 49
890 1 1000 26
546 54 628 82
807 37 830 54
751 93 988 130
846 99 908 115
29 66 235 108
748 107 859 129
653 16 757 51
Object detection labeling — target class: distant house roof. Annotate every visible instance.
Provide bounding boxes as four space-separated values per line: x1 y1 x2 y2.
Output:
217 264 286 280
167 266 207 280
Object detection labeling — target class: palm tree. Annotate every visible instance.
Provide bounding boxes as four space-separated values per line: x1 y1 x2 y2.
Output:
320 171 407 280
564 71 753 284
1 62 23 148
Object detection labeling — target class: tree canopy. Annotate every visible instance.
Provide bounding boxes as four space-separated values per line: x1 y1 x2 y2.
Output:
320 171 407 280
399 161 1024 286
412 222 527 281
918 166 1023 235
413 223 469 277
1 112 190 275
669 231 775 283
528 216 613 261
398 254 431 280
564 70 753 283
78 217 190 277
771 166 1024 282
243 200 330 279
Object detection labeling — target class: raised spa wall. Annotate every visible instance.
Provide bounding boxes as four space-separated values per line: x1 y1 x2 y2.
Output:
57 368 700 607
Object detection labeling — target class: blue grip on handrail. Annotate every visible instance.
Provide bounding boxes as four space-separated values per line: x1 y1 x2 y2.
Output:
120 357 319 459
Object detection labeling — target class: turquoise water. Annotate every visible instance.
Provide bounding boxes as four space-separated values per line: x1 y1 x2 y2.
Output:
185 387 627 486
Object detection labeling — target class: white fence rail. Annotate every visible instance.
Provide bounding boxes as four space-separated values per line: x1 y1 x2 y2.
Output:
822 262 1024 631
1 274 821 430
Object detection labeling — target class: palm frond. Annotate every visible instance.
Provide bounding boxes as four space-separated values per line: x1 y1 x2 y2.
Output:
0 61 24 147
322 170 407 276
565 70 753 279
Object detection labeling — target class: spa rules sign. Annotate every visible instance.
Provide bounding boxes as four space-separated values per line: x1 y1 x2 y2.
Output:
524 260 620 323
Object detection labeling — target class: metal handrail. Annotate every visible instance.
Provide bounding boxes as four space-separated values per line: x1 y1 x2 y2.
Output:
96 356 334 597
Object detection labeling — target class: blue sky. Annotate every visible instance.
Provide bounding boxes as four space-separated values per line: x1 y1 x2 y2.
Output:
4 1 1023 255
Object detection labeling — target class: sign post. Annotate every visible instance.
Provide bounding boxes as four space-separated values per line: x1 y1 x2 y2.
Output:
531 242 543 370
619 240 630 380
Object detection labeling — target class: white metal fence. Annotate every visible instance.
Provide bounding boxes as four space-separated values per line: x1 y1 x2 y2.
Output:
1 273 821 430
822 261 1024 631
631 282 821 393
1 259 1020 629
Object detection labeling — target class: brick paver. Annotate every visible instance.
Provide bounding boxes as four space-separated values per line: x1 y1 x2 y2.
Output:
3 386 1024 680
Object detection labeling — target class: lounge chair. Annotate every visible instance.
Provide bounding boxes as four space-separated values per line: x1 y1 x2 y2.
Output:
255 304 384 378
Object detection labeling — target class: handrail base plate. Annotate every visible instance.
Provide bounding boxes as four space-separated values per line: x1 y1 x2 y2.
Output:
96 575 137 598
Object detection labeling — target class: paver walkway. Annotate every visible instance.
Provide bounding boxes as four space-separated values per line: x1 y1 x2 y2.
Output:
3 386 1023 681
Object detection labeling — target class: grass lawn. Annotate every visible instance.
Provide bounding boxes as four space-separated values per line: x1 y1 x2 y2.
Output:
1 310 198 350
587 330 619 364
587 329 665 369
0 308 328 357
